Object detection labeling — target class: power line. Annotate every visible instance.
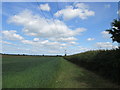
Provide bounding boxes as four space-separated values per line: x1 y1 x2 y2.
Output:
36 0 50 24
35 1 61 37
48 3 59 36
56 1 63 21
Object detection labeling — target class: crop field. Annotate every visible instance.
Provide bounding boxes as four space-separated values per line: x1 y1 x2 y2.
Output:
2 55 119 88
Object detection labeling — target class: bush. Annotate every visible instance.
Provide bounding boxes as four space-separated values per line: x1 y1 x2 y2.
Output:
64 49 120 84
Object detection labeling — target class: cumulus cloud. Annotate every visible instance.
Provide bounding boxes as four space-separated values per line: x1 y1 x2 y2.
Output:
21 39 68 50
96 42 118 49
0 40 16 46
33 38 39 42
50 37 77 42
8 9 86 43
54 3 95 20
4 9 89 55
87 38 95 41
1 29 79 54
101 31 111 38
75 3 89 9
67 46 90 55
1 30 24 41
39 3 50 11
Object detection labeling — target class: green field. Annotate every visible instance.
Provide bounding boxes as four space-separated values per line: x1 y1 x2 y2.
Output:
2 55 119 88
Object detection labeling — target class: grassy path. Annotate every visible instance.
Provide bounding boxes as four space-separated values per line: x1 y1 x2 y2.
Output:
2 55 119 88
55 58 119 88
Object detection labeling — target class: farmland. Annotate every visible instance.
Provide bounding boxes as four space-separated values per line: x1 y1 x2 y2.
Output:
2 55 119 88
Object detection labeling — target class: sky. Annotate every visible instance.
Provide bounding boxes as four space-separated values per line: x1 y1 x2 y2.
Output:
1 2 120 55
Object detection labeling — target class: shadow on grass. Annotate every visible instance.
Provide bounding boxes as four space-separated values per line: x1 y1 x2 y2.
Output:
73 68 119 88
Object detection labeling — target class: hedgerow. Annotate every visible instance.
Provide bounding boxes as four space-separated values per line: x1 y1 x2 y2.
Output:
64 49 120 84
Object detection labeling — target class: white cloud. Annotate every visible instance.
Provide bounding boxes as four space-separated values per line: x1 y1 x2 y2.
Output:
8 9 86 43
50 37 77 42
21 39 68 51
67 46 90 55
75 3 89 9
69 41 77 45
5 9 89 55
75 28 87 33
0 40 16 45
87 38 95 41
1 30 24 41
39 3 50 11
104 4 111 8
33 38 39 42
101 31 111 39
54 3 95 20
96 42 118 49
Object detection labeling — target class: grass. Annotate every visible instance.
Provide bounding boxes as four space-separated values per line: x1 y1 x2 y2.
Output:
2 55 119 88
3 55 61 88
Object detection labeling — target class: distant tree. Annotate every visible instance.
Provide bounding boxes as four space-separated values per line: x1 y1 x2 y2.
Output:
106 19 120 49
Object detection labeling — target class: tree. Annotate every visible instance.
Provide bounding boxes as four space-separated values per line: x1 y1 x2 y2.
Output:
106 19 120 49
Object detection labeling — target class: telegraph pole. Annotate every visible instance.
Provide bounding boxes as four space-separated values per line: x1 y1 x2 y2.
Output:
65 50 67 56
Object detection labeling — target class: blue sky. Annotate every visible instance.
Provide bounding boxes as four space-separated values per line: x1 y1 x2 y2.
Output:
1 2 119 55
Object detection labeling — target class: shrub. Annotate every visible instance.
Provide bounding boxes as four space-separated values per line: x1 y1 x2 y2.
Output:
64 49 120 84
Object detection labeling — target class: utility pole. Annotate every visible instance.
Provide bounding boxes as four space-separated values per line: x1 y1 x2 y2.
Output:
65 50 67 56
